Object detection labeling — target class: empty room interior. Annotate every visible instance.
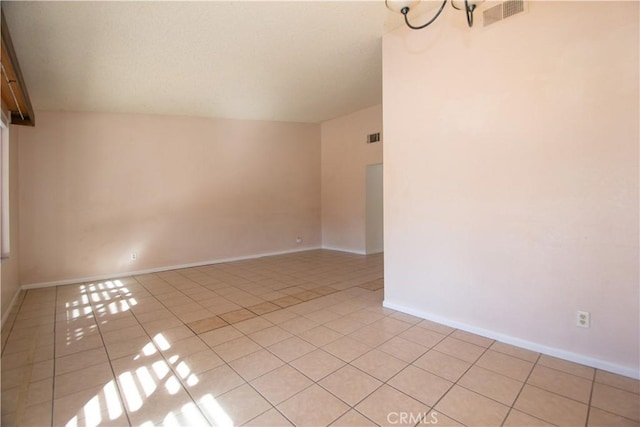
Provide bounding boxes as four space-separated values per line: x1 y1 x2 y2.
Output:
0 1 638 426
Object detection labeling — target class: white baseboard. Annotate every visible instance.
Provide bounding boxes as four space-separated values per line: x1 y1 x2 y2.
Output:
321 245 367 255
383 300 640 380
1 287 22 329
21 246 322 290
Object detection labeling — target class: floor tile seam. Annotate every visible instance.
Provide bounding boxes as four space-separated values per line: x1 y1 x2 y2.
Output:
496 350 548 426
242 329 320 368
7 291 53 426
467 351 537 383
324 405 355 427
487 345 540 364
509 383 596 426
382 353 453 402
536 356 597 381
292 325 345 348
584 365 597 427
49 286 59 427
527 361 597 396
89 281 218 425
434 335 492 356
519 378 599 408
447 331 496 350
533 354 597 380
3 329 55 357
1 290 28 358
129 274 221 335
590 377 640 396
586 405 640 424
228 333 317 378
343 345 409 378
14 308 57 324
228 327 384 419
282 333 434 416
132 273 180 299
289 358 343 385
206 287 342 319
374 341 431 367
467 356 533 385
349 407 382 427
243 375 313 425
159 280 212 309
268 379 349 427
183 317 303 421
587 400 640 424
249 388 295 426
422 339 497 427
79 358 132 426
375 378 441 426
45 254 377 425
169 355 245 426
351 365 432 410
512 354 604 426
375 319 456 365
399 336 480 386
132 343 217 424
74 291 139 426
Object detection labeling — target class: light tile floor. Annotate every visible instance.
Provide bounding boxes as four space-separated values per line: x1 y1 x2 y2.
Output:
1 250 638 426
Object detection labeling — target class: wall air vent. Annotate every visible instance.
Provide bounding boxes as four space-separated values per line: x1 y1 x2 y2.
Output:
482 0 527 28
367 132 381 144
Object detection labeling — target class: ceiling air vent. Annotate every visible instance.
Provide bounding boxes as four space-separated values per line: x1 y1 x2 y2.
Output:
503 0 525 18
483 4 503 27
482 0 527 27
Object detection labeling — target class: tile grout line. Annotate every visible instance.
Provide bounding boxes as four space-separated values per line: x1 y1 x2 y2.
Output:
499 352 554 427
285 316 454 426
133 271 314 426
0 289 27 357
584 367 597 427
274 302 388 425
229 300 360 425
8 254 377 426
11 289 42 426
50 286 58 427
521 373 599 407
209 285 388 426
125 274 216 426
415 329 496 426
87 281 139 427
210 312 326 424
591 377 640 395
56 279 175 424
10 252 636 427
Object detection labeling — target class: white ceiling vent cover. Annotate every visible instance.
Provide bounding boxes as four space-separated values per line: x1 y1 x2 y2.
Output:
482 0 527 27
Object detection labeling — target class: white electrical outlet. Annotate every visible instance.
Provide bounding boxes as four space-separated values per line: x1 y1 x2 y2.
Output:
576 311 590 328
296 237 302 244
130 252 137 261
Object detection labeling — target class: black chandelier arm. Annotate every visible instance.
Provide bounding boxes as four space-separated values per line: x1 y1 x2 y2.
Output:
401 0 448 30
465 0 476 27
451 0 476 27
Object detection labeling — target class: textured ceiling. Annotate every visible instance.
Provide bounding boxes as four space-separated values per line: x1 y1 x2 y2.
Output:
3 1 410 123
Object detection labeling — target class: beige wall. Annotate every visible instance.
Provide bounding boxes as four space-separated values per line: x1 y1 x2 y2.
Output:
18 111 321 286
1 125 21 323
383 2 639 377
321 104 383 254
